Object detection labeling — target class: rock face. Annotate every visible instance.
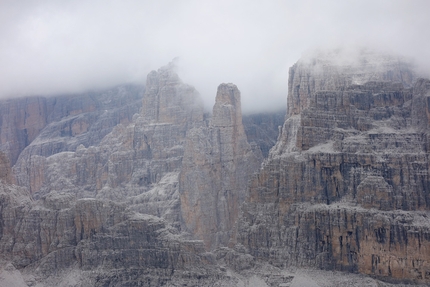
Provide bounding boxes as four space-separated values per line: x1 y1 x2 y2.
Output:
237 50 430 283
287 48 416 117
12 65 204 198
9 85 144 194
180 84 260 250
0 85 143 167
0 97 50 166
0 62 280 286
0 63 226 286
0 152 12 184
242 110 285 158
1 51 430 286
0 182 231 287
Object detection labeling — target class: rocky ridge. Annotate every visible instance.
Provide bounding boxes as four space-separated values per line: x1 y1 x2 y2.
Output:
0 62 281 286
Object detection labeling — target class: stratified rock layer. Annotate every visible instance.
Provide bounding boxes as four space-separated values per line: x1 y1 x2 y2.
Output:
237 50 430 284
180 84 260 250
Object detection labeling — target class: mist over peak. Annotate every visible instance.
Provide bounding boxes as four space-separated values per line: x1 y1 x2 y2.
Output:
1 0 430 113
300 46 415 68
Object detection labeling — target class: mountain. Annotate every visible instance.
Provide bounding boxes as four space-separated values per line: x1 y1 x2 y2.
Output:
237 49 430 284
1 50 430 286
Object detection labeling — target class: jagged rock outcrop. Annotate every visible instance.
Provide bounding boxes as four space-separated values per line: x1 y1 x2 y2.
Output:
237 50 430 284
142 61 204 126
180 83 260 250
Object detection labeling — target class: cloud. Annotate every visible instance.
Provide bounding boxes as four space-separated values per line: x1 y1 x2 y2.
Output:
1 0 430 112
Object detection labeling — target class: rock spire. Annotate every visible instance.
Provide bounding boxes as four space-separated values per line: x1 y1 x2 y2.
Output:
180 83 259 250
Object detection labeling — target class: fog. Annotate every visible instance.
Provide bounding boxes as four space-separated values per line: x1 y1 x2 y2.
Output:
1 0 430 112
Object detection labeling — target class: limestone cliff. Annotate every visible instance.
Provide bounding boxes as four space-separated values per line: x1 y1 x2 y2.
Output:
0 97 51 166
142 61 204 126
180 84 260 250
237 50 430 284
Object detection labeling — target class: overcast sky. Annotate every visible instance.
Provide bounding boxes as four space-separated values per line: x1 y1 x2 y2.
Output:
1 0 429 112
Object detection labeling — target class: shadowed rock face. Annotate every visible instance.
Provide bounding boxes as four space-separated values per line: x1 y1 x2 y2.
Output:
238 51 430 283
0 85 143 167
242 110 285 158
180 83 260 250
0 97 50 166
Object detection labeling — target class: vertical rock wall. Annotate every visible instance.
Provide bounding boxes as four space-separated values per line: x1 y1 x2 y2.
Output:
237 51 430 284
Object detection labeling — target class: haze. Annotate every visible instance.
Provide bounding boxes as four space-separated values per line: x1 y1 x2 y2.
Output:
1 0 429 112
